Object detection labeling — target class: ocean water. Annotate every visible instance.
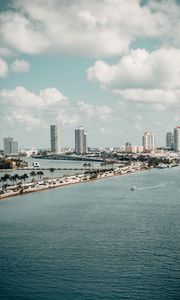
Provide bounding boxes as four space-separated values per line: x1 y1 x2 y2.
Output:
0 168 180 299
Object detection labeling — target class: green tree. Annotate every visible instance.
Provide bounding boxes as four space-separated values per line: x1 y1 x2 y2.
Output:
87 163 92 170
20 173 29 184
10 174 18 185
83 163 88 168
30 171 37 181
49 168 56 178
37 171 44 180
0 175 8 190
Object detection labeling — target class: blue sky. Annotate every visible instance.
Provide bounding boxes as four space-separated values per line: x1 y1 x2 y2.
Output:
0 0 180 149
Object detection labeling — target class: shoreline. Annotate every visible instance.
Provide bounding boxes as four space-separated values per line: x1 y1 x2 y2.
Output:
0 164 148 201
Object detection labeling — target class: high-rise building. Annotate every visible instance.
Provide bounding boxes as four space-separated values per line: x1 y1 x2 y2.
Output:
50 125 60 154
83 132 87 154
166 130 174 149
4 137 18 155
142 132 155 151
174 126 180 152
75 126 87 154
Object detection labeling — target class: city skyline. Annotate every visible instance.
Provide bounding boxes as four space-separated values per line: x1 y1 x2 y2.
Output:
2 124 180 152
1 0 180 148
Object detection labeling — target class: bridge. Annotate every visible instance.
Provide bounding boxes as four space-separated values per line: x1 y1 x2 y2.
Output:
32 154 105 162
17 167 99 171
32 154 120 163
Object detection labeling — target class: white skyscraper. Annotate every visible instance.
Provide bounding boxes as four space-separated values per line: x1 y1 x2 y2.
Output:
174 126 180 152
75 126 87 154
142 132 155 151
50 125 60 154
4 137 18 155
166 130 174 149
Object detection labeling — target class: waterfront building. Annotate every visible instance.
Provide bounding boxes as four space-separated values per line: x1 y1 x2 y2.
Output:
166 130 174 149
75 126 87 154
50 125 61 154
142 132 155 151
173 126 180 152
126 145 144 153
3 137 18 155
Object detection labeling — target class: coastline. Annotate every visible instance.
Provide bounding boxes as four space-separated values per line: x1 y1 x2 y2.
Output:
0 164 147 201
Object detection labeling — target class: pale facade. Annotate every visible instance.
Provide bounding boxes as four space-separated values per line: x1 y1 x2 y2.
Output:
142 132 155 151
4 137 18 155
75 126 87 154
50 125 61 154
174 127 180 152
166 130 174 149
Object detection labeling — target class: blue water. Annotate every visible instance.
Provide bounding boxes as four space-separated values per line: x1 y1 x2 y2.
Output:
0 168 180 299
0 158 101 178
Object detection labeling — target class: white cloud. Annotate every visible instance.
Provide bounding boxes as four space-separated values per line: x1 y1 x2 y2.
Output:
87 48 180 109
77 101 112 121
40 88 68 106
0 86 112 129
11 59 30 73
115 89 179 105
56 110 80 127
0 12 48 55
147 0 180 47
99 127 111 134
0 0 170 57
0 86 67 108
0 58 8 78
0 47 17 57
87 48 180 90
7 111 45 129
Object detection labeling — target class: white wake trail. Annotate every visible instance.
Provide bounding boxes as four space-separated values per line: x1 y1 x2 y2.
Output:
137 183 167 191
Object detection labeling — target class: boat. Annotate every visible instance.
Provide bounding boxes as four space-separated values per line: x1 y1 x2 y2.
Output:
131 186 137 192
32 161 40 168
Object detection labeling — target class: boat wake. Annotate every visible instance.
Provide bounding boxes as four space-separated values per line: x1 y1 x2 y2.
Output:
131 183 167 191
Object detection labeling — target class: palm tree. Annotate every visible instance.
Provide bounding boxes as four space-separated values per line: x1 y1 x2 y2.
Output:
37 171 44 180
14 174 20 185
87 163 92 170
4 173 11 185
10 174 17 186
20 173 29 184
49 168 55 178
30 171 36 181
0 177 4 190
0 175 8 190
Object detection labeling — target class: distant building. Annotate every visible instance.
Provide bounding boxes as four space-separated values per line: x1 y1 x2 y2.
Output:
83 132 87 154
166 130 174 149
126 145 144 153
50 125 60 154
125 142 131 147
142 132 155 151
174 126 180 152
75 126 87 154
20 149 38 157
4 137 18 155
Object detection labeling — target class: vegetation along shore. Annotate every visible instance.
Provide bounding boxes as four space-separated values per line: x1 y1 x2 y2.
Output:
0 162 148 200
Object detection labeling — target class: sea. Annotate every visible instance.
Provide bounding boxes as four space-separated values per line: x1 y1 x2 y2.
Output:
0 162 180 299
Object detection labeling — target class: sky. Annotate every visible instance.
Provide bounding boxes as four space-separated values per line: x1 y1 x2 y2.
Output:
0 0 180 149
